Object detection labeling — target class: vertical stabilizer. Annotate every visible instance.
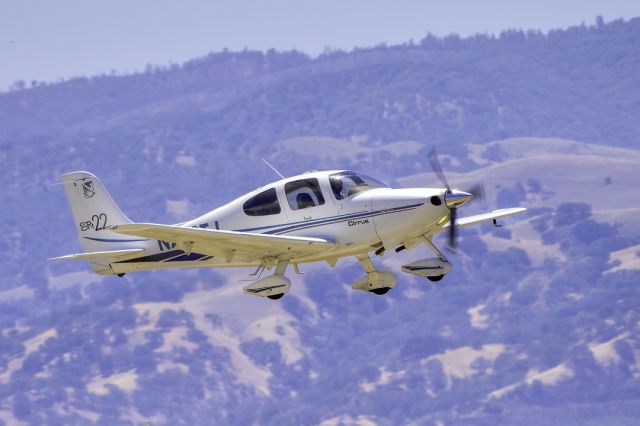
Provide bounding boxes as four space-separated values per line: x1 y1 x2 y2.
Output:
60 171 146 273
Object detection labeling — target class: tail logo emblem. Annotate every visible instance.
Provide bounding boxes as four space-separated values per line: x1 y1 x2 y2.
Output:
82 180 95 198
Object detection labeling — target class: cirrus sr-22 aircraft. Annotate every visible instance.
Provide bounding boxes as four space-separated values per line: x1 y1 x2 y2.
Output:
53 151 526 299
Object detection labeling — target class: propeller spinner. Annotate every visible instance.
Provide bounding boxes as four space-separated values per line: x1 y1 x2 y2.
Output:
427 148 485 249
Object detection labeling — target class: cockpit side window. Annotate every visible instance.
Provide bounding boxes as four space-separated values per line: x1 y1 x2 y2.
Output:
243 188 281 216
285 178 325 210
329 172 387 200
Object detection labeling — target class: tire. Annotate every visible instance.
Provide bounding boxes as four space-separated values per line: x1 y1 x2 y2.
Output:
427 275 444 282
267 293 285 300
371 287 391 295
117 273 125 278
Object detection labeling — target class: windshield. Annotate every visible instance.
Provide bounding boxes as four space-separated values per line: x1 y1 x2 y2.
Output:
329 171 387 200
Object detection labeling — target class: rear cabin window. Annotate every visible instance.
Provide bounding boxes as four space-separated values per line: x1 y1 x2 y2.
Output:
243 188 281 216
285 178 325 210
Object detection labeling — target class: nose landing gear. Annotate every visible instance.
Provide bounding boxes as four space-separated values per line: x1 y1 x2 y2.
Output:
401 237 451 282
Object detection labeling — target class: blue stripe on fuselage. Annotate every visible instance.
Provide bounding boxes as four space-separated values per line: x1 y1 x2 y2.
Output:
255 202 424 235
234 209 371 233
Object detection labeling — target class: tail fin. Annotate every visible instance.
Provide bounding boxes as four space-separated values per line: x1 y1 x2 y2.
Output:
60 172 146 272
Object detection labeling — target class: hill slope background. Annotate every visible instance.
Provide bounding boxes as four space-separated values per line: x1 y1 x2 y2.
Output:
0 18 639 425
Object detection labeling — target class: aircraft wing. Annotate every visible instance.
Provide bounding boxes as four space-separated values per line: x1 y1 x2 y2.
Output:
50 248 145 261
109 223 335 260
440 207 527 231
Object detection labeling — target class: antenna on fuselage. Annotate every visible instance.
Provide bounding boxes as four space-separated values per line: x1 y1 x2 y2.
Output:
262 158 285 179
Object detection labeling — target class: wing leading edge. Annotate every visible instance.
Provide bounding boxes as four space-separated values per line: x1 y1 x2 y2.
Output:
50 248 145 261
109 223 335 261
440 207 527 232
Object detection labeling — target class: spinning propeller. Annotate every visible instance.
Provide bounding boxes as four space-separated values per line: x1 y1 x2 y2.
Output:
427 149 485 249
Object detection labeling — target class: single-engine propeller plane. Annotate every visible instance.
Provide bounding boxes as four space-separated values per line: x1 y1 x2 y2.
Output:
53 151 526 299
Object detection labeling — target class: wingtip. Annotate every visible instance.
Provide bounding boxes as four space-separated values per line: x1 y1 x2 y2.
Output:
48 254 73 261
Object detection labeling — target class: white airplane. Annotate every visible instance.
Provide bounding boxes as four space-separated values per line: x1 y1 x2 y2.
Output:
53 152 526 299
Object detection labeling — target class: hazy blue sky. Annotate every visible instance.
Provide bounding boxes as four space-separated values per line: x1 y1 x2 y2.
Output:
1 0 639 89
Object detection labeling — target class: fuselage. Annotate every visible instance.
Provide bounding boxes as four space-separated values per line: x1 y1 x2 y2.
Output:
109 170 453 274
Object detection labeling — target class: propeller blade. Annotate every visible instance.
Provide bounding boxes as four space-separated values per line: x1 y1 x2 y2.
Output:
448 207 458 249
427 148 450 190
466 183 486 202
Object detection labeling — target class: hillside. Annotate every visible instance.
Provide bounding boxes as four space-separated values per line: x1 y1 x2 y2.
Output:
0 18 639 425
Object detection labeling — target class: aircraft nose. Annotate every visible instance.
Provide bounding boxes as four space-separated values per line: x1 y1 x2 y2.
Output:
444 190 473 208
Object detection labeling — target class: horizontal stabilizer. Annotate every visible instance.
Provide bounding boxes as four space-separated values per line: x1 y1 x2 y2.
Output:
50 248 145 261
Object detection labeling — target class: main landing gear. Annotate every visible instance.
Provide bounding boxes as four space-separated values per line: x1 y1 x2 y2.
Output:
352 254 397 296
242 259 291 300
